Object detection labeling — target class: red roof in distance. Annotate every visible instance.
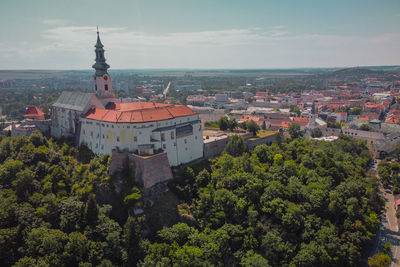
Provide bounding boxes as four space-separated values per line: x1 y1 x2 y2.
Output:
24 106 45 118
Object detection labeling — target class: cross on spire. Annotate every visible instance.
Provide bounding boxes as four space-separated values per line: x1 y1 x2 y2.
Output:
92 28 110 76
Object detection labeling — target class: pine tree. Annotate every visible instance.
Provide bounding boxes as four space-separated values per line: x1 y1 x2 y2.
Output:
124 217 143 266
84 194 99 226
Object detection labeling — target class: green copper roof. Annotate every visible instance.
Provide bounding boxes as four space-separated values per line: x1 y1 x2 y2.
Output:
92 30 110 76
311 101 316 115
95 30 104 48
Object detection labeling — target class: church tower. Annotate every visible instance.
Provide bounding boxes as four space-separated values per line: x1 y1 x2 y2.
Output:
308 101 317 127
92 29 114 99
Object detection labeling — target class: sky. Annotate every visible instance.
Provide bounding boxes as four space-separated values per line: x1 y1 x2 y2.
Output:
0 0 399 69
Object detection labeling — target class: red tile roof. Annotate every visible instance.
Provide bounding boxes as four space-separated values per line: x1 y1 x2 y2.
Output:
240 115 262 122
24 106 45 118
292 117 309 122
84 102 196 123
292 117 309 127
107 102 170 111
385 117 400 124
363 103 384 111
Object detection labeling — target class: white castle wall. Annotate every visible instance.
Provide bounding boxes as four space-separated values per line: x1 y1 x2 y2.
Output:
79 114 203 167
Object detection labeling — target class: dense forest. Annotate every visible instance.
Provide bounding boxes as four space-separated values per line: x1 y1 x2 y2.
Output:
147 135 383 266
0 132 142 266
0 132 383 266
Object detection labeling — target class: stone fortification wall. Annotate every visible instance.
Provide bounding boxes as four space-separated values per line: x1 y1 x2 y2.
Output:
246 133 278 150
204 136 230 159
11 125 35 138
322 127 341 137
109 148 173 188
26 119 51 136
204 132 276 159
109 149 128 175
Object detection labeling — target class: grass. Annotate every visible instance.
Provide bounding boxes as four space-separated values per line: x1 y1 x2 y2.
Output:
204 121 219 128
257 130 278 138
247 130 278 141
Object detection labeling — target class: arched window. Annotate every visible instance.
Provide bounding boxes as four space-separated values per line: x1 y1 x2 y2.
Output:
105 84 108 91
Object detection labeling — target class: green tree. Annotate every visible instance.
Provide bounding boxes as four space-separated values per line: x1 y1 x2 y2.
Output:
368 253 391 267
124 217 143 266
349 106 362 115
218 117 229 131
84 194 99 226
288 123 303 139
158 223 195 245
12 169 36 201
261 120 267 130
241 250 270 267
359 124 370 131
246 120 260 136
0 228 18 266
228 118 238 131
123 187 141 208
63 232 91 266
224 135 246 157
290 106 301 117
25 227 68 266
0 159 24 186
311 128 322 138
59 197 84 232
378 160 391 186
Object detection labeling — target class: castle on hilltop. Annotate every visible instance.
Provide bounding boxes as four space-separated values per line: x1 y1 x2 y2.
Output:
50 30 204 168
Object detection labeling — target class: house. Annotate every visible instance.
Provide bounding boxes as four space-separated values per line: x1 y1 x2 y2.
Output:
24 106 45 120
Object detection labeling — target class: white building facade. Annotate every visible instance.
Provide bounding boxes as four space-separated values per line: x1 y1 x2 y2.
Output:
51 31 204 167
79 107 204 166
50 92 104 138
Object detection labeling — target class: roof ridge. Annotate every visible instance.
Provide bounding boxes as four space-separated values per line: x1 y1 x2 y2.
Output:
130 110 134 122
102 109 109 120
139 110 144 122
165 106 173 117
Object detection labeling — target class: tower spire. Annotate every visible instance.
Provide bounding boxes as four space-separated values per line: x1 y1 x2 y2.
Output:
311 101 316 115
92 29 114 99
92 28 110 76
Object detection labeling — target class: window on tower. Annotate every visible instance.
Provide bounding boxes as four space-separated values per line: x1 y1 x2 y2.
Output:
95 85 97 91
105 84 108 91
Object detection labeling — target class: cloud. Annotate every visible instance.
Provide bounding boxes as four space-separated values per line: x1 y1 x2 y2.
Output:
42 19 67 26
270 25 286 29
0 24 400 69
40 26 276 48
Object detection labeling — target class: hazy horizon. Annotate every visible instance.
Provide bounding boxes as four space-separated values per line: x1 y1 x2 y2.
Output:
0 65 399 72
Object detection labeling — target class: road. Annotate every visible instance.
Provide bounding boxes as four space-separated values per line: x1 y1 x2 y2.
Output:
380 186 400 266
163 81 171 97
368 160 400 266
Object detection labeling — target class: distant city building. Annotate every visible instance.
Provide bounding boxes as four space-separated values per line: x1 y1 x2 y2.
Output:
214 94 230 108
